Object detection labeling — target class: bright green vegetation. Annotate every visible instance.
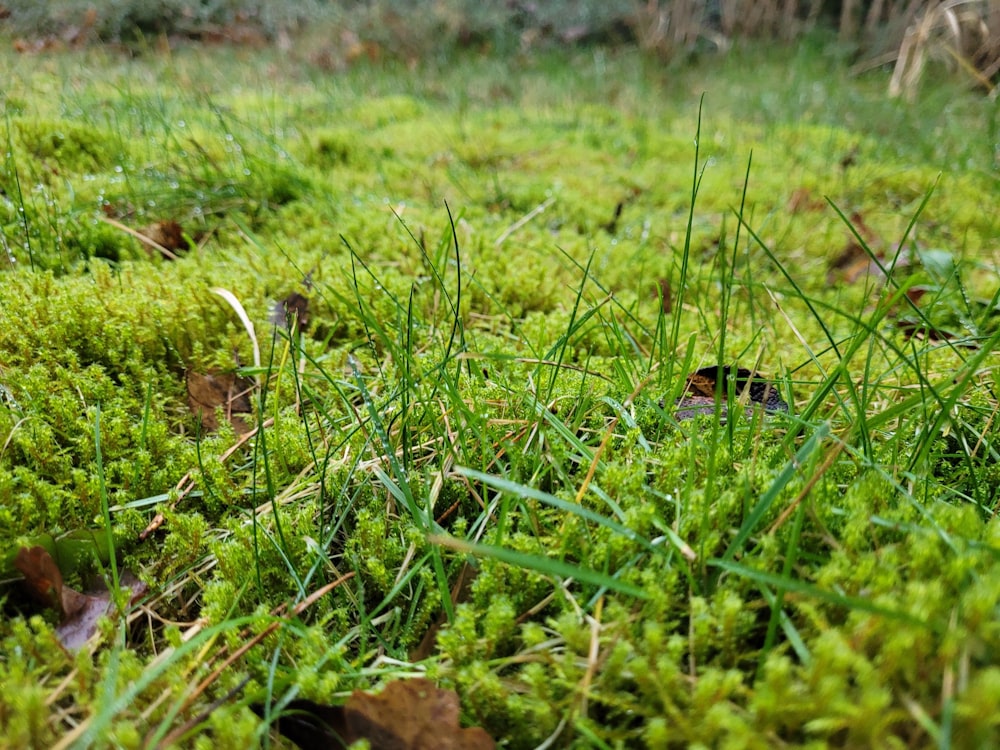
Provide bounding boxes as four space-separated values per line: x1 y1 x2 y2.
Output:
1 34 999 748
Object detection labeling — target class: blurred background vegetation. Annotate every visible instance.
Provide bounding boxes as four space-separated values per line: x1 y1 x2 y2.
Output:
2 0 998 100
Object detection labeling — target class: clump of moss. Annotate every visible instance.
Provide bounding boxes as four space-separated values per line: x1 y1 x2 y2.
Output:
14 119 118 175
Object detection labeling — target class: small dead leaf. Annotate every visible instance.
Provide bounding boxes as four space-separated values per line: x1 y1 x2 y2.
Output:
348 678 495 750
186 370 255 434
828 241 885 284
839 144 860 170
786 187 825 213
139 220 188 255
849 211 879 244
270 291 310 329
15 545 68 612
662 365 789 421
55 573 146 652
61 7 98 47
827 214 885 284
603 200 625 234
262 678 495 750
13 546 147 651
654 278 672 314
13 36 64 54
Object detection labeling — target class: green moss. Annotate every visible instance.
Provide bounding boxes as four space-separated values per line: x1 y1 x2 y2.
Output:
14 118 117 174
1 37 998 748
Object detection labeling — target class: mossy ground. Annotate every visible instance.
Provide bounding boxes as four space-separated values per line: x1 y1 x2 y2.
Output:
1 33 999 748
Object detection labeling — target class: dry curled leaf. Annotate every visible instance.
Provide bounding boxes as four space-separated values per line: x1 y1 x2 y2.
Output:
654 278 672 314
13 546 146 651
14 545 75 612
262 678 495 750
827 211 884 284
270 291 310 329
839 144 860 171
828 241 884 284
139 220 188 255
786 186 825 214
186 370 255 434
664 365 789 421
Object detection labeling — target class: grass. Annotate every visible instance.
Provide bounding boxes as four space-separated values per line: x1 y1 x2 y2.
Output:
1 31 999 748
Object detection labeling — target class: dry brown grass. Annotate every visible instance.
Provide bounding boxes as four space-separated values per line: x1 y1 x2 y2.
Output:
629 0 823 58
629 0 999 100
887 0 1000 99
7 1 999 100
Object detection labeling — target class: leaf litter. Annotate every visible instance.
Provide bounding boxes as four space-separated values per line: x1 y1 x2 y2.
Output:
258 677 495 750
664 365 789 421
186 370 255 434
13 545 146 652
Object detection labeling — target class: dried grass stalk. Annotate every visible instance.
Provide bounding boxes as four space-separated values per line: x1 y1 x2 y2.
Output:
889 0 999 100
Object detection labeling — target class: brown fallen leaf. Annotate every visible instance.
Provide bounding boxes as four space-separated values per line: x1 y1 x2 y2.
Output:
827 241 884 284
270 291 310 329
348 679 494 750
654 278 672 314
61 7 98 47
13 546 147 651
827 211 884 284
786 186 825 214
839 144 860 171
663 365 789 421
14 545 81 613
139 220 188 255
262 678 495 750
186 370 255 434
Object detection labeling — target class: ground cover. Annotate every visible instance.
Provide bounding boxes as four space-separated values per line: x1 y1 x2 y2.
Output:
1 33 999 748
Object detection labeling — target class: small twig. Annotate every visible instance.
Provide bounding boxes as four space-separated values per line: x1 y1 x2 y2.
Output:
577 597 603 719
